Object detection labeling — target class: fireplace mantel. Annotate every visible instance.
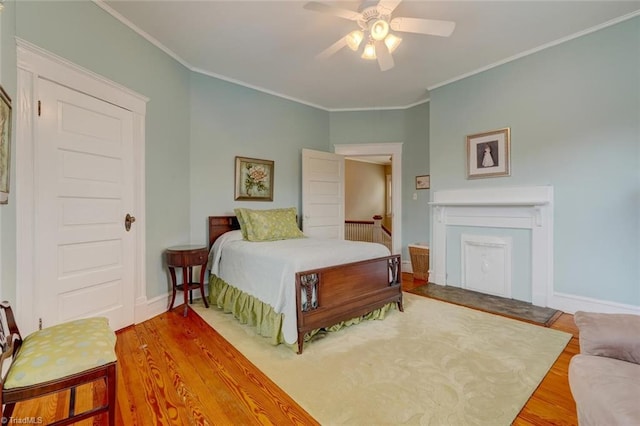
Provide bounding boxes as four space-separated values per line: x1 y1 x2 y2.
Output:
429 200 549 207
429 186 553 206
429 186 554 307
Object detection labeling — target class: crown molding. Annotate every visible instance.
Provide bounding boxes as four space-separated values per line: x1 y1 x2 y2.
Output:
94 1 639 111
428 9 640 92
93 0 430 112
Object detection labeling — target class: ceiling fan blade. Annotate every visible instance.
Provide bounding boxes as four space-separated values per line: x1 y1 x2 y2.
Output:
317 36 348 60
390 17 456 37
377 0 403 15
375 40 394 71
303 2 361 21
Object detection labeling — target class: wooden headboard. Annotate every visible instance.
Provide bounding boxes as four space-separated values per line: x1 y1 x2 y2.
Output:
208 216 240 248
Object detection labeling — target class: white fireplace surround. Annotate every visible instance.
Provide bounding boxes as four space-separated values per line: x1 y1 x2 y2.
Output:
430 186 553 307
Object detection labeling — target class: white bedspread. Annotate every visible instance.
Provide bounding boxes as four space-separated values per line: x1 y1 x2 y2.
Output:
208 231 391 344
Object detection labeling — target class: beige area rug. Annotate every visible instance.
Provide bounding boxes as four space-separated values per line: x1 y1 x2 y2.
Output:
192 293 570 425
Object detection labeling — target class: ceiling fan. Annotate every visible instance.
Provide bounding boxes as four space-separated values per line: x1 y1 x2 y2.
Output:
304 0 456 71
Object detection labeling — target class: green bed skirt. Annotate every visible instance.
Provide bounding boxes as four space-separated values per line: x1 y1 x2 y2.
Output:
208 274 396 350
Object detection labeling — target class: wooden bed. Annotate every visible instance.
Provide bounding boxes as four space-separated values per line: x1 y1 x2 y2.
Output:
208 216 404 354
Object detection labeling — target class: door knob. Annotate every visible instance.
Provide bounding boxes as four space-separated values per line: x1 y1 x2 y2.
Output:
125 213 136 231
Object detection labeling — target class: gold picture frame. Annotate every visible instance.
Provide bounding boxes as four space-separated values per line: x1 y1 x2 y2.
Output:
0 86 12 204
234 156 274 201
466 127 510 179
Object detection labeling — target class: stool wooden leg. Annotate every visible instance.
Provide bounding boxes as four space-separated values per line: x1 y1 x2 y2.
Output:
3 402 16 423
107 363 117 426
69 386 76 417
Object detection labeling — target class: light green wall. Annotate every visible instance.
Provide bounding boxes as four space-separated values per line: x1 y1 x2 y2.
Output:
190 88 432 262
330 109 406 143
2 0 429 306
14 0 192 299
329 103 431 261
404 103 431 250
3 0 634 312
188 72 329 245
430 17 640 306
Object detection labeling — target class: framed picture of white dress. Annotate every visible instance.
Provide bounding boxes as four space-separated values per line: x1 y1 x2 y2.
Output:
466 127 510 179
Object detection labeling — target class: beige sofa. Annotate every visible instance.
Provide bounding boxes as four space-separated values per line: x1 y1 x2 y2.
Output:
569 311 640 425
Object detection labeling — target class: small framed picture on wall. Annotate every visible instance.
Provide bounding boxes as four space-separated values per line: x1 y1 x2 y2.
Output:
415 175 430 189
466 128 510 179
234 156 274 201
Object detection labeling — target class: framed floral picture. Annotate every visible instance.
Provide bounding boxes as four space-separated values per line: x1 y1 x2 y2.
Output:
0 86 12 205
466 127 510 179
234 156 274 201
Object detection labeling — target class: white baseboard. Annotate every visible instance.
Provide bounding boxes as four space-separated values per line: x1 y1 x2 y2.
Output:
133 283 639 326
135 289 211 324
134 296 151 324
549 292 640 315
402 260 413 274
146 293 174 322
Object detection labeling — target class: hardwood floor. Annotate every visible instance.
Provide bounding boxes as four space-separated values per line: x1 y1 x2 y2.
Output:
13 274 579 425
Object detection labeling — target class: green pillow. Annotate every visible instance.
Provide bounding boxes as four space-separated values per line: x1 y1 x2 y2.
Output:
233 208 250 239
244 207 304 241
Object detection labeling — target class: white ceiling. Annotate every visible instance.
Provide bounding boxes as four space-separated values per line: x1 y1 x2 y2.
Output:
100 1 640 111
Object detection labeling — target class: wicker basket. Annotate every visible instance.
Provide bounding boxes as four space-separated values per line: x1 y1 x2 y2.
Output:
408 244 430 281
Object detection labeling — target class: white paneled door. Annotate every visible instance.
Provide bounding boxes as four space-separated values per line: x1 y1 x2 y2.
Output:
35 78 135 330
301 149 345 239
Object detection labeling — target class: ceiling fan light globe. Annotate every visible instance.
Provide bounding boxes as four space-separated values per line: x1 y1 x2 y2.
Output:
346 30 364 51
361 42 377 60
369 19 389 41
384 33 402 53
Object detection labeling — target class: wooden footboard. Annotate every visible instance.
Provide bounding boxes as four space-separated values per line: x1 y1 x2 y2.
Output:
295 254 403 354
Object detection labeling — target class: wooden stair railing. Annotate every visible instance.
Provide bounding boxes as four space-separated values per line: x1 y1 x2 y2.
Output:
345 216 392 251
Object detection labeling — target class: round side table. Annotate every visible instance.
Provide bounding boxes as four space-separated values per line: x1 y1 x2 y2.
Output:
165 245 210 316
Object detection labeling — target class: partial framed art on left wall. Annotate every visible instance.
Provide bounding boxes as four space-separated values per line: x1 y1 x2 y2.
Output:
0 86 12 204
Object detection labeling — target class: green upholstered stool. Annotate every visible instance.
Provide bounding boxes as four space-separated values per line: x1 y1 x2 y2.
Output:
0 302 117 426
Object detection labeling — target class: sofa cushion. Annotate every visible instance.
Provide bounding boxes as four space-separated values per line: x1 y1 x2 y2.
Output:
569 354 640 426
574 311 640 364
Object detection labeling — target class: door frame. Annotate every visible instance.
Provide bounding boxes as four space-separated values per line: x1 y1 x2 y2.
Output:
16 39 148 334
334 143 402 254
